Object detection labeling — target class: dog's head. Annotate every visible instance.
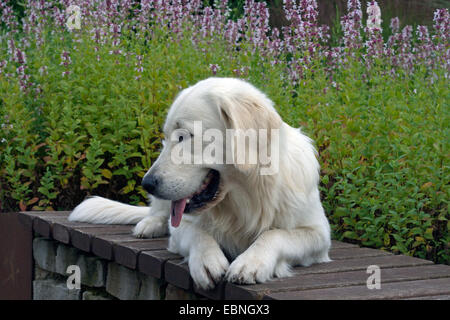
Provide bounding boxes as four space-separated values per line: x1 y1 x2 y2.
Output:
142 77 282 227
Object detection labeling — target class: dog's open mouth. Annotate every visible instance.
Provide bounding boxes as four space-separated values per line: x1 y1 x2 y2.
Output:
171 169 221 227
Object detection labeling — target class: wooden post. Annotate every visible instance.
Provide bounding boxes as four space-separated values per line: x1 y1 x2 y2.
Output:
0 212 33 300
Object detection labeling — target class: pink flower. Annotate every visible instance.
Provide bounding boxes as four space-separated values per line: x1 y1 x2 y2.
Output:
367 1 382 32
341 0 362 53
39 66 48 76
0 60 7 74
16 49 26 64
390 17 400 34
209 64 220 75
60 51 71 66
433 8 449 39
109 49 122 55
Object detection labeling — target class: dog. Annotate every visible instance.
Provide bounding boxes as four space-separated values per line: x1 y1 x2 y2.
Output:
69 77 331 290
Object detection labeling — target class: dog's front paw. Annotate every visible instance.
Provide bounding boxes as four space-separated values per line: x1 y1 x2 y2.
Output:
132 216 168 238
226 249 277 284
189 247 229 290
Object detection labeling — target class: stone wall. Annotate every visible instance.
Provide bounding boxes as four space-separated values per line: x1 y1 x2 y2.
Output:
32 237 200 300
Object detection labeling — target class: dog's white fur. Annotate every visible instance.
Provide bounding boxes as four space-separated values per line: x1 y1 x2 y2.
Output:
69 77 331 290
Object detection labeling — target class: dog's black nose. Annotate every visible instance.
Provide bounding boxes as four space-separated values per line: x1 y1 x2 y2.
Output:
142 174 160 194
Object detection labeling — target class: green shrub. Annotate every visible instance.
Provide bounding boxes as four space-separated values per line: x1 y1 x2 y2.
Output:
0 1 448 264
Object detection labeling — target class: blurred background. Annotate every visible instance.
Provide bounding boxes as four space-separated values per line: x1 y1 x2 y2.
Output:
230 0 450 41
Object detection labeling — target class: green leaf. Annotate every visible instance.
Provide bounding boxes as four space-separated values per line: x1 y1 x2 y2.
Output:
424 228 434 240
101 168 113 180
343 231 358 240
383 233 390 246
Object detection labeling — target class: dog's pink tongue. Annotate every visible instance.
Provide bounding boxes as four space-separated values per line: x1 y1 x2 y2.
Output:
171 198 187 227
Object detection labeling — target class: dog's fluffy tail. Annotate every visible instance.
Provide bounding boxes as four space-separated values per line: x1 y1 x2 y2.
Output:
68 196 149 224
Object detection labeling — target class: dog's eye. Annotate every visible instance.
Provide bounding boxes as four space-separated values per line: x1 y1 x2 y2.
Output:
172 129 191 144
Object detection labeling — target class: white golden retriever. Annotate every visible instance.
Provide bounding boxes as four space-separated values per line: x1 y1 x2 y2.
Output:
69 77 331 290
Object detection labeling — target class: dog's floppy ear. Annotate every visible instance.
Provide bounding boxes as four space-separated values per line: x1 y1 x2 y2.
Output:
217 92 282 174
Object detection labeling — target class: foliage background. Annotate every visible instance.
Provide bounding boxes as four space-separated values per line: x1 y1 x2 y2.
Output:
0 0 448 264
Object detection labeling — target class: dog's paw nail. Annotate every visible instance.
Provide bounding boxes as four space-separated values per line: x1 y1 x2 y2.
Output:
133 216 167 238
226 251 275 284
189 247 229 290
